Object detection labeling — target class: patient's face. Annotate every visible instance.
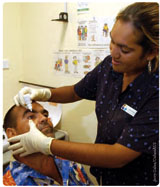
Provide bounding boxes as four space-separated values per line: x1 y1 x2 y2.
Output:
12 102 54 138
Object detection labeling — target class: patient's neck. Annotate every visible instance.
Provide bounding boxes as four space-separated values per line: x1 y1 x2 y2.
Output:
14 153 62 185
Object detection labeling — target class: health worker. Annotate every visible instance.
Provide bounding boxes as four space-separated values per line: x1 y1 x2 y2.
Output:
8 2 159 186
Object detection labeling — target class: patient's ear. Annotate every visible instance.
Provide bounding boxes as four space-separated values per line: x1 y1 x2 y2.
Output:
6 128 17 138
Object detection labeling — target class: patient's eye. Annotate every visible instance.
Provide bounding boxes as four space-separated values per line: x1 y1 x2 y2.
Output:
42 110 49 117
27 114 36 120
43 112 49 117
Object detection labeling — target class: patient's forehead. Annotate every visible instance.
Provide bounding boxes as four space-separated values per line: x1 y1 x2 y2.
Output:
13 102 44 118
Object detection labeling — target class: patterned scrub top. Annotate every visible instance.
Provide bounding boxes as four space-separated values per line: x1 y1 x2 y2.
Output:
74 55 159 185
3 156 93 186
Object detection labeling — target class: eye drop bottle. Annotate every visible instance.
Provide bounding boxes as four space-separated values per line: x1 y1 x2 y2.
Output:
23 94 32 111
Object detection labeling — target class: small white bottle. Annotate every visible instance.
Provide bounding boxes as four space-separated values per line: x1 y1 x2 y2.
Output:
23 94 32 111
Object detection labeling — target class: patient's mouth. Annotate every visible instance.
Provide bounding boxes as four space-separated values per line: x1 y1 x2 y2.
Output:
41 126 51 131
36 122 54 137
37 123 52 131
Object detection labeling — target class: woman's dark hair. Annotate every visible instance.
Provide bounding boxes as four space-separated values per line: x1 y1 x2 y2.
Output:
116 2 159 72
3 105 17 131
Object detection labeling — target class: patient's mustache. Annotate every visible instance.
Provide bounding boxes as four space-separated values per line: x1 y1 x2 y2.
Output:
37 122 52 131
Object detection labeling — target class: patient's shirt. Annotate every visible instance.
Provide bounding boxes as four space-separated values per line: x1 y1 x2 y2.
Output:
3 156 93 186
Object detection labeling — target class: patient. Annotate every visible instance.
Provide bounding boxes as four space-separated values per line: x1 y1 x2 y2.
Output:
3 101 93 186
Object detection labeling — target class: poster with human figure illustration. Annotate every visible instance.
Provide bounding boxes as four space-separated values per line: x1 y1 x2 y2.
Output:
53 49 109 77
53 50 83 77
77 17 114 48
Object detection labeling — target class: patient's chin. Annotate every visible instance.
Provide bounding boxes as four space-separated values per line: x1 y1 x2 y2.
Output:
43 131 55 138
40 126 55 138
46 133 55 138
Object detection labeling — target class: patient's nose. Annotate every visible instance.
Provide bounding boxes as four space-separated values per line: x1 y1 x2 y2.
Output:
37 112 48 124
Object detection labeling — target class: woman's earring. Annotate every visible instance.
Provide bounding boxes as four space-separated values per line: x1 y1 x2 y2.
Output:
148 61 152 73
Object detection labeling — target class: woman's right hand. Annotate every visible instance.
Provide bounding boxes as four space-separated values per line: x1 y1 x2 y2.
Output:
14 86 51 107
8 120 54 157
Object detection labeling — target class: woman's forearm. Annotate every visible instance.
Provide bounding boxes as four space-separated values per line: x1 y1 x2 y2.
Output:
50 139 141 168
49 85 82 103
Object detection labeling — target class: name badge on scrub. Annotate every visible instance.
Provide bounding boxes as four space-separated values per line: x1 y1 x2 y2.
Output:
121 104 137 117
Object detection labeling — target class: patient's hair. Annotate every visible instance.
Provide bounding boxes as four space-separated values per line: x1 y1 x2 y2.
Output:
3 105 17 131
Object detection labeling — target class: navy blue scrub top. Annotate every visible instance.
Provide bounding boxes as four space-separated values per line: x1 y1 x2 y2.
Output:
74 55 159 185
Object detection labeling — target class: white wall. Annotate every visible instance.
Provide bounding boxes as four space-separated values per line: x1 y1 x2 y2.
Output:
20 2 132 87
3 3 23 116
